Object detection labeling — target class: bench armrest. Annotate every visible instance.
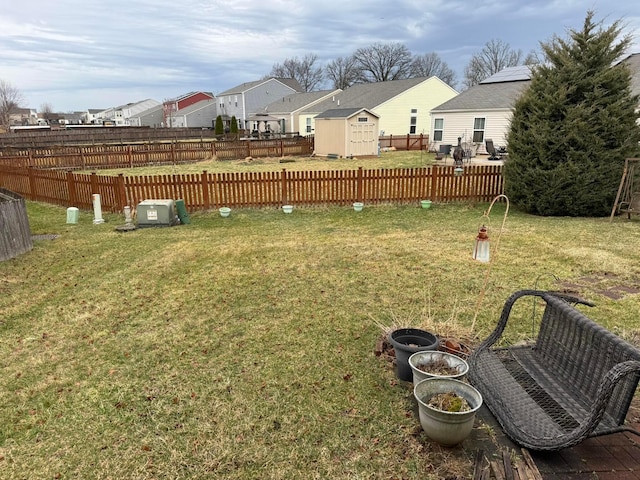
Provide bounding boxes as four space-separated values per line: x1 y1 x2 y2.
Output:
474 289 593 352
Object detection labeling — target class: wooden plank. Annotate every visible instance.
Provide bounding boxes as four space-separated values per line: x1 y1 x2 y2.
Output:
490 460 506 480
503 450 515 480
520 449 543 480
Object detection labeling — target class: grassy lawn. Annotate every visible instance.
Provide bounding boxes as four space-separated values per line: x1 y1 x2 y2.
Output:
2 197 640 479
82 150 437 176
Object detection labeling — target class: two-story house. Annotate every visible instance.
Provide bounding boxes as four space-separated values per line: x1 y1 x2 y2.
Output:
216 78 302 131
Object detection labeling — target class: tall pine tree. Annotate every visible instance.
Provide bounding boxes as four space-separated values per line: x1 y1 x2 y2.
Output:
504 11 640 216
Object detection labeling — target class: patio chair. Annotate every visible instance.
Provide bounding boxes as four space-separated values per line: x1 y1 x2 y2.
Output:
435 144 452 161
485 139 503 160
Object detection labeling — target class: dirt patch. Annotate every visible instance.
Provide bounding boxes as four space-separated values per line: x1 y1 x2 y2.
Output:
557 271 640 300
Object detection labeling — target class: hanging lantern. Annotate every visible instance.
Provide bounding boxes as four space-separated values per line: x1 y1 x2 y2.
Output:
473 224 490 262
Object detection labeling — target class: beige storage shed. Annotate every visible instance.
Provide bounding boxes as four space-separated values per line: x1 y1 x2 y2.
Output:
314 108 380 158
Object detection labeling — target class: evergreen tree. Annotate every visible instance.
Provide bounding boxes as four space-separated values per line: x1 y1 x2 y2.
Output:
230 116 238 135
504 11 640 217
214 115 224 136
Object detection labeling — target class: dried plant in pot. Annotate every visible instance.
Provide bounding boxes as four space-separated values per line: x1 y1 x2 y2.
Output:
413 378 483 447
409 351 469 384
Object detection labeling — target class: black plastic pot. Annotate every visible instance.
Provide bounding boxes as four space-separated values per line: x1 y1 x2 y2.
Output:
389 328 439 381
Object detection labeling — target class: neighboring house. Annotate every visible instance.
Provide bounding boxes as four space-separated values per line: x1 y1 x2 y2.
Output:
85 108 106 124
430 54 640 154
129 105 163 128
314 107 380 158
261 89 341 135
162 92 214 128
170 98 216 128
9 107 38 126
622 53 640 113
430 65 532 155
216 78 302 131
100 99 161 126
58 111 85 125
298 77 458 138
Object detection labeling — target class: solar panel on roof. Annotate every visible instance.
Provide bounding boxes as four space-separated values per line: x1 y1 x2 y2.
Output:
481 65 532 84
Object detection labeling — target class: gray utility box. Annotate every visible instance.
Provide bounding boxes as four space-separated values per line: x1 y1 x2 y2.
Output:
136 199 178 227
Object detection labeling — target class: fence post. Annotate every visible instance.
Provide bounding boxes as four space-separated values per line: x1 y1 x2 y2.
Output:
247 140 251 159
406 134 410 151
201 171 210 210
357 166 363 202
171 141 176 163
128 145 133 168
27 167 36 201
281 168 288 205
28 149 33 167
280 138 284 157
90 172 99 195
67 171 77 206
419 133 424 151
117 174 127 212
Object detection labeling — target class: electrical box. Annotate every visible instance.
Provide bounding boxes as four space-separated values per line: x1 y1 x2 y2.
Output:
136 199 178 227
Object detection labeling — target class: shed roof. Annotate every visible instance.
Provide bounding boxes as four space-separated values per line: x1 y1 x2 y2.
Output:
622 53 640 97
315 107 379 119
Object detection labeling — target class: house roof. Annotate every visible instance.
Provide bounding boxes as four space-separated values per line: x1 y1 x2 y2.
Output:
175 99 215 115
480 65 532 84
302 77 435 114
263 89 341 114
314 107 379 119
218 77 302 96
431 80 530 112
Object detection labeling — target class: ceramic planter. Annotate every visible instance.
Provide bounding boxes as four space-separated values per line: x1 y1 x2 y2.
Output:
353 202 364 212
409 351 469 384
282 205 293 214
219 207 231 217
420 200 432 209
413 378 483 446
388 328 438 381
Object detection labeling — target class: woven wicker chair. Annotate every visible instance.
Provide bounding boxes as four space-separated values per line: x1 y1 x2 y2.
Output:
468 290 640 451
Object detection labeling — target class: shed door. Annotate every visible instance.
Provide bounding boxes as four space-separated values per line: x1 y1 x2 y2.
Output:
349 121 376 156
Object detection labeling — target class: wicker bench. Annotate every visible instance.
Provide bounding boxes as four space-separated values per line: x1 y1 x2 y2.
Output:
468 289 640 451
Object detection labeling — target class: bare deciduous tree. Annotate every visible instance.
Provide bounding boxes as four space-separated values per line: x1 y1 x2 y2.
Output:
0 79 25 129
270 54 325 92
411 52 457 88
352 42 414 83
39 102 55 124
325 56 361 89
463 39 523 89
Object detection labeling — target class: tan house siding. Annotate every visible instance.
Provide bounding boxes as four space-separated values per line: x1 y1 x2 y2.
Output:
375 78 457 136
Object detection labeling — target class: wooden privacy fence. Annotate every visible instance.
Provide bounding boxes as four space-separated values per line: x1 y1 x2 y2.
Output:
0 138 314 169
0 127 215 148
0 189 33 262
0 164 503 213
379 134 429 151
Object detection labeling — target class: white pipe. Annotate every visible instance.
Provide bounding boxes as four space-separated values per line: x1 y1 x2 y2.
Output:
92 194 104 224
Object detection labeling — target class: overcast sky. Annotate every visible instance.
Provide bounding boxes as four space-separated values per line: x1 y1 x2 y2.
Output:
2 1 639 112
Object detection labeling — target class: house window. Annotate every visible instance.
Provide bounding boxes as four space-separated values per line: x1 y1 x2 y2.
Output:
306 118 312 133
409 108 418 134
433 118 443 142
357 117 368 122
473 117 486 143
410 116 417 134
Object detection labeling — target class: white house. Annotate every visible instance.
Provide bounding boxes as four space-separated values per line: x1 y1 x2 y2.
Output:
429 66 532 155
